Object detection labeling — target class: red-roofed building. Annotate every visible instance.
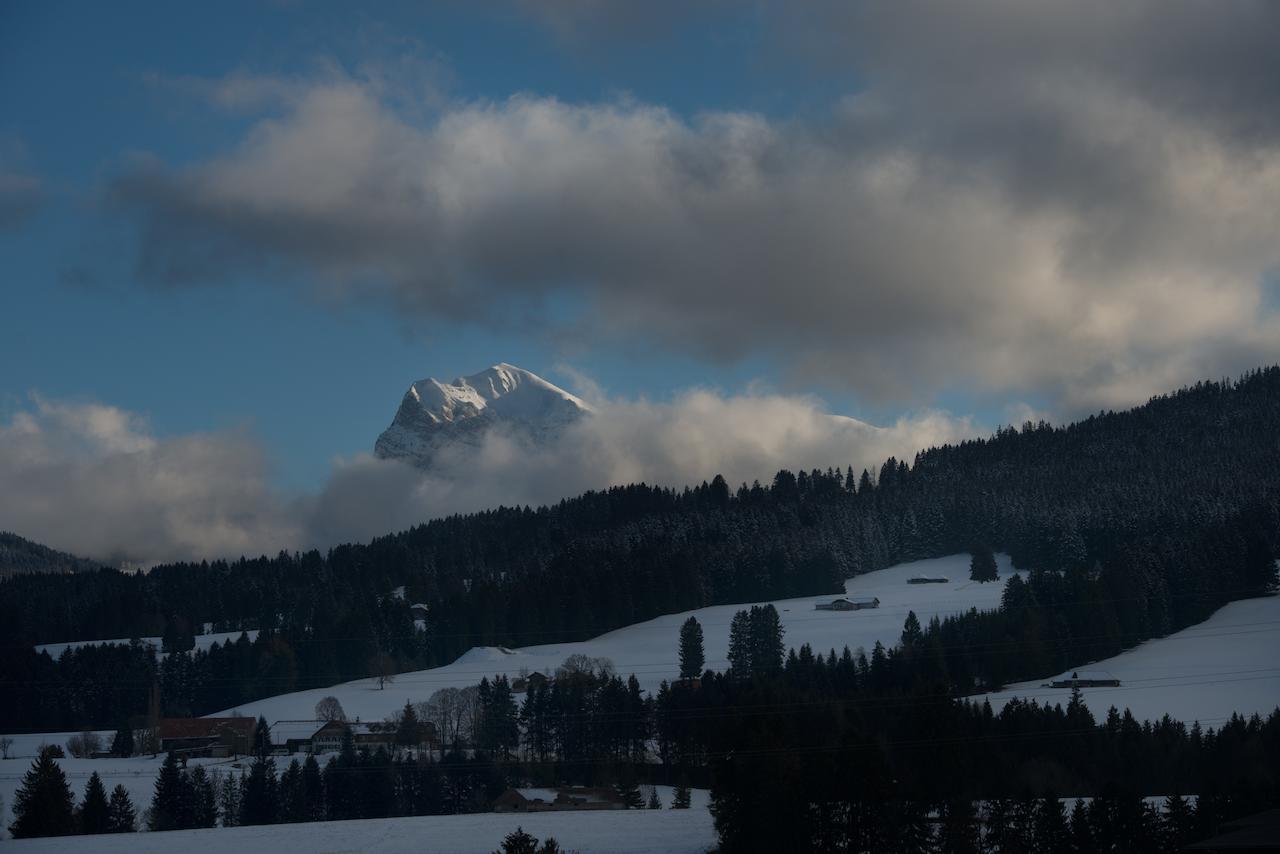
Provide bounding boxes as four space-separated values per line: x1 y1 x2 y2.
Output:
157 717 255 758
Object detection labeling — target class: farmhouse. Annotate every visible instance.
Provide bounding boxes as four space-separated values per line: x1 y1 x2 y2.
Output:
157 717 255 758
1049 670 1121 688
492 786 627 813
269 720 322 754
815 597 880 611
309 719 438 754
512 671 549 693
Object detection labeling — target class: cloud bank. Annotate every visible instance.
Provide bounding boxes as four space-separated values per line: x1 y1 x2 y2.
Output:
0 391 973 565
108 1 1280 412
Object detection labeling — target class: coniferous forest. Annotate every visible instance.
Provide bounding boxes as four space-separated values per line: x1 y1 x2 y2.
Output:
0 368 1277 734
1 368 1279 849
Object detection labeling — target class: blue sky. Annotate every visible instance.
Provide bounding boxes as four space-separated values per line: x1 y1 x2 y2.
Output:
0 1 877 490
3 2 1278 561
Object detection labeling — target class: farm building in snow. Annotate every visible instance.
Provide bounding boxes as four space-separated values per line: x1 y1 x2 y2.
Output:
815 597 880 611
1048 670 1121 688
157 717 255 758
493 787 627 813
908 576 950 584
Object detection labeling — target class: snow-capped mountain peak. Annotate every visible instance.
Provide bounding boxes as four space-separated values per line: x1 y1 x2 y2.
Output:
374 364 591 468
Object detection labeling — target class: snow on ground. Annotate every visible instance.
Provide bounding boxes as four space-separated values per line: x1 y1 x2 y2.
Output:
215 555 1016 723
35 629 260 660
975 594 1280 725
1 785 714 850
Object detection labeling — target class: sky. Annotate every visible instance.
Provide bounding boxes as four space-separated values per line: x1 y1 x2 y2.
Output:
2 1 1279 564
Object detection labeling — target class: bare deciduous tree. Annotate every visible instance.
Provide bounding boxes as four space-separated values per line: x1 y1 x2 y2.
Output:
314 696 346 722
0 736 13 759
369 652 397 690
66 730 102 758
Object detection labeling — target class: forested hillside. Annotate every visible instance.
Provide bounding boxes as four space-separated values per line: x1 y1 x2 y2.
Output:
0 367 1277 732
0 532 100 579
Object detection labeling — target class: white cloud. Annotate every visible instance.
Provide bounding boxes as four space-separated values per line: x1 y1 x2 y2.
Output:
109 4 1280 413
0 398 299 565
1 390 975 563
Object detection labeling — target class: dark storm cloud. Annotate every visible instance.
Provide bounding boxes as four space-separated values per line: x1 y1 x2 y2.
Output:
108 2 1280 411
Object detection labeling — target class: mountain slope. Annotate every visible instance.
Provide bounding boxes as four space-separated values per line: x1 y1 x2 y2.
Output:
374 363 591 469
0 532 99 579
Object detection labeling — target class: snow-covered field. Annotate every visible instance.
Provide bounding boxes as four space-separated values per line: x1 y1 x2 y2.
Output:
974 594 1280 725
35 629 260 660
2 786 715 851
215 554 1016 722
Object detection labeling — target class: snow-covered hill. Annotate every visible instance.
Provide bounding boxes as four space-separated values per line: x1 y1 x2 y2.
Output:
373 363 591 469
973 594 1280 724
214 554 1017 723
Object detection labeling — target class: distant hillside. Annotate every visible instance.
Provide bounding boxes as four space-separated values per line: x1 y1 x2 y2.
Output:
0 532 100 578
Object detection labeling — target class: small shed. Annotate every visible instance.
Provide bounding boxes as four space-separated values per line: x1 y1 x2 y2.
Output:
493 788 560 813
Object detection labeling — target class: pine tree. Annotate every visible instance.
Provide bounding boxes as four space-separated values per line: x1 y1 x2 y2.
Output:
106 785 136 833
614 775 644 809
77 771 110 835
748 605 784 674
647 786 662 809
1068 798 1094 853
253 716 272 759
678 616 705 679
936 799 978 854
900 610 923 649
1032 797 1070 853
148 751 185 831
110 724 134 758
1163 794 1194 852
219 772 242 827
279 759 305 822
239 756 280 826
8 747 75 838
969 544 999 582
397 699 420 748
672 776 692 809
727 610 752 676
189 765 218 827
302 753 325 821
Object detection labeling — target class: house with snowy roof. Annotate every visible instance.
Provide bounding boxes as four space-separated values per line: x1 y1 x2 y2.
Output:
815 597 880 611
492 786 626 813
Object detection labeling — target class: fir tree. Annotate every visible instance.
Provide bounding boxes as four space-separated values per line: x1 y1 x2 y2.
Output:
8 747 75 838
936 799 978 854
77 771 110 835
647 787 662 809
672 780 692 809
1032 797 1070 853
110 724 134 757
253 716 272 759
148 751 185 831
189 765 218 827
219 772 242 827
302 753 325 821
678 616 705 679
239 756 280 826
727 610 752 676
614 775 644 809
396 699 420 747
969 544 999 582
106 785 136 833
1068 798 1094 853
